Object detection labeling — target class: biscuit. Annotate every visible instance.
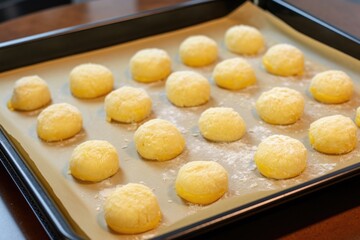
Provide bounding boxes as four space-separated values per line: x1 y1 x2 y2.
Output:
356 107 360 127
225 25 264 55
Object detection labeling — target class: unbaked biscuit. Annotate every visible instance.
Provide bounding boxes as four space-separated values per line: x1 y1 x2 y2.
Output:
225 25 264 55
175 161 228 204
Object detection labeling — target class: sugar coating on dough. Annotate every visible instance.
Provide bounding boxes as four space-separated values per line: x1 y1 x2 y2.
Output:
104 183 161 234
225 25 265 55
70 63 114 99
134 119 185 161
70 140 119 182
37 103 82 142
262 43 304 76
166 71 210 107
309 70 353 104
105 86 152 123
256 87 304 125
8 75 51 111
175 161 228 204
356 107 360 127
199 107 246 142
213 58 256 90
309 115 357 154
130 48 171 83
179 35 218 67
254 135 307 179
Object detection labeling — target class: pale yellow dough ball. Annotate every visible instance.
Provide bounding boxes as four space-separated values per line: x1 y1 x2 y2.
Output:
166 71 210 107
37 103 83 142
104 183 161 234
356 107 360 127
255 135 307 179
70 140 119 182
134 119 185 161
225 25 265 55
175 161 228 205
8 76 51 111
263 43 304 76
105 86 152 123
70 63 114 99
179 35 218 67
130 48 171 83
309 115 357 154
309 70 353 104
199 107 246 142
256 87 304 125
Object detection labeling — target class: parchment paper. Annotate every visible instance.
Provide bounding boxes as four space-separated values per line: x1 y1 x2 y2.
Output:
0 2 359 239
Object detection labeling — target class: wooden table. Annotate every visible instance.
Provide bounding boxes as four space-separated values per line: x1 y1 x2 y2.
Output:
0 0 359 239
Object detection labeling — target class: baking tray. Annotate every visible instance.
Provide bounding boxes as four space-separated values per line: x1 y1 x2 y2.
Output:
0 0 359 239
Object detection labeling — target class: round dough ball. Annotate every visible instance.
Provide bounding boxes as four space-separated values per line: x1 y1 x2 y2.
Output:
356 107 360 127
8 76 51 111
199 107 246 142
213 58 256 90
104 183 161 234
179 35 218 67
105 86 152 123
309 115 357 154
130 48 171 83
166 71 210 107
225 25 265 55
256 87 304 125
262 43 304 76
175 161 228 205
69 63 114 99
134 119 185 161
255 135 307 179
309 70 353 104
70 140 119 182
37 103 83 142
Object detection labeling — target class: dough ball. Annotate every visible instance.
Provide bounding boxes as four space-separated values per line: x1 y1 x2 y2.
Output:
37 103 83 142
130 48 171 83
134 119 185 161
356 107 360 127
213 58 256 90
199 107 246 142
256 87 304 125
309 70 353 104
70 63 114 99
8 75 51 111
309 115 357 154
225 25 265 55
105 86 152 123
179 35 218 67
262 43 304 76
166 71 210 107
104 183 161 234
255 135 307 179
175 161 228 205
70 140 119 182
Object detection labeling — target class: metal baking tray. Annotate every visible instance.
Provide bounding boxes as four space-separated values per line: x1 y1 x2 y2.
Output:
0 0 359 239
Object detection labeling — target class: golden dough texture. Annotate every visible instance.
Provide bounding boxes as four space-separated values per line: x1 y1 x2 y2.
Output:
70 63 114 98
309 115 357 154
37 103 83 142
105 86 152 123
356 107 360 127
8 75 51 111
70 140 119 182
225 25 264 55
134 119 185 161
262 43 304 76
166 71 210 107
130 48 171 83
254 135 307 179
199 107 246 142
175 161 228 205
104 183 161 234
256 87 304 125
309 70 353 104
213 57 256 90
179 35 218 67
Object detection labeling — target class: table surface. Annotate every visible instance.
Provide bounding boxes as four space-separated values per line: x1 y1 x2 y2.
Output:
0 0 360 239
